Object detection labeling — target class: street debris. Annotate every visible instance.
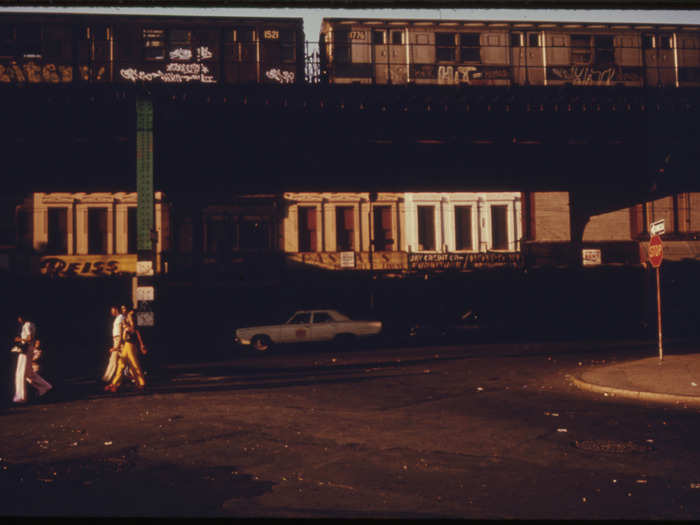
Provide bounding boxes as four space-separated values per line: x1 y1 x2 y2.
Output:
692 382 698 387
557 428 568 433
636 479 648 484
690 482 700 489
476 387 484 391
581 497 587 503
544 411 560 417
423 369 431 374
104 441 113 446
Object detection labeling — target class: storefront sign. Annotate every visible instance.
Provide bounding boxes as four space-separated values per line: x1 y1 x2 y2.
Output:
582 249 602 266
408 252 522 271
340 251 356 268
288 251 406 271
38 255 137 277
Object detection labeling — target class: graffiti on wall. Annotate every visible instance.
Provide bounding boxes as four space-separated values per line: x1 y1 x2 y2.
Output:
38 255 137 277
0 61 73 83
265 68 296 83
408 252 522 271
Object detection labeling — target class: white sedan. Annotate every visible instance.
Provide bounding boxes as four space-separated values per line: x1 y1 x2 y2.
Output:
234 309 383 351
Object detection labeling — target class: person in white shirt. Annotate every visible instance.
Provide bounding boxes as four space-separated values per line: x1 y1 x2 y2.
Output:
102 306 125 382
12 315 52 403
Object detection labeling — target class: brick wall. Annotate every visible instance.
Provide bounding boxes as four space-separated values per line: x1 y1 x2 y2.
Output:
532 192 571 241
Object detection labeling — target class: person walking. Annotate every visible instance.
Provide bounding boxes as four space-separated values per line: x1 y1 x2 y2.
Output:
102 306 124 383
12 314 52 404
105 310 147 392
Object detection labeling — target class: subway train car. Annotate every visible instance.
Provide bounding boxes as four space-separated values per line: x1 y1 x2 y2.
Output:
0 12 305 86
320 18 700 88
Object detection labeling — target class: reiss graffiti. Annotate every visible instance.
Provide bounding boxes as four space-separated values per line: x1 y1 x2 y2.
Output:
265 68 296 84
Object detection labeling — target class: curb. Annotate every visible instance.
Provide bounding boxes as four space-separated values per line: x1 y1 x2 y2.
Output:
566 374 700 408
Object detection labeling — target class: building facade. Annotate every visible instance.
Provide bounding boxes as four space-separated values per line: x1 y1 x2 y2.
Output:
17 192 169 277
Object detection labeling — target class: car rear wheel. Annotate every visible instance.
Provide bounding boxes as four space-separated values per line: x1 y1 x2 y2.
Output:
251 335 272 352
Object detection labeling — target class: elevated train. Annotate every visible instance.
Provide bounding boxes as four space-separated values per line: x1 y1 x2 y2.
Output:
0 12 305 85
320 18 700 88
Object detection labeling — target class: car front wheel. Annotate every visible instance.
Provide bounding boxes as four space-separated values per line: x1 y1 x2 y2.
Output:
251 335 272 352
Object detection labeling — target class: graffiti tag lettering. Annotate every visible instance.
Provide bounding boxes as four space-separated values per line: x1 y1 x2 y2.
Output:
0 61 73 83
265 68 296 84
550 65 617 86
120 62 215 83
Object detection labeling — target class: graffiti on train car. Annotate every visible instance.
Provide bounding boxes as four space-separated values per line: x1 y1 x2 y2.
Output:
437 65 511 85
265 68 296 83
120 62 216 83
408 252 522 271
120 46 217 83
0 61 73 83
548 65 643 86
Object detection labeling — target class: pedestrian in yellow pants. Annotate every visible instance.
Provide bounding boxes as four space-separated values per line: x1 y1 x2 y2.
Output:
105 310 147 392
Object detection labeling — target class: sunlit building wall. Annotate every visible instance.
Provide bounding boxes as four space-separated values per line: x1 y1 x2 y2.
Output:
17 192 169 276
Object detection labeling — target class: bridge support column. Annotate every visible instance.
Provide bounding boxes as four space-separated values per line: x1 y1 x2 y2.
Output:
569 190 592 267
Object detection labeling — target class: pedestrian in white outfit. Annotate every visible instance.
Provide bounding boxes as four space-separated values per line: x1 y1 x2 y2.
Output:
102 306 124 382
12 315 52 403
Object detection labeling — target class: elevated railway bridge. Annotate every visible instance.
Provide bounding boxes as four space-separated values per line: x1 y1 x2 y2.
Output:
1 82 698 244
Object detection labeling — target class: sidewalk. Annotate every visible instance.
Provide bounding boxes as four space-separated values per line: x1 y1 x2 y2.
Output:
568 352 700 407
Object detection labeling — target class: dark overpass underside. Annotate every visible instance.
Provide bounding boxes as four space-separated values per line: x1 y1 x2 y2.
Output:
1 84 698 220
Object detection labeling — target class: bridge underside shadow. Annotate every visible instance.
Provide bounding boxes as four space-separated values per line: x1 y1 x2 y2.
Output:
1 84 698 226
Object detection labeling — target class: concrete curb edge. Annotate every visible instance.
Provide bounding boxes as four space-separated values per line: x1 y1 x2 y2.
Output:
566 374 700 408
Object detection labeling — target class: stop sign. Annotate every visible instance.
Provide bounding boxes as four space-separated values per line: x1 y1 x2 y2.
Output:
648 235 663 268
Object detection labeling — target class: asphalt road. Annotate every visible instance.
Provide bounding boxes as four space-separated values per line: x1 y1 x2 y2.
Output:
2 339 700 518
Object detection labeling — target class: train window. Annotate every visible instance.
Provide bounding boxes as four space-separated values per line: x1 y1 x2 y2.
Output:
169 29 192 61
659 35 673 49
571 34 591 63
16 25 42 57
459 32 480 62
0 25 16 57
510 32 524 47
528 33 540 48
237 27 256 42
44 26 71 61
333 30 351 63
280 29 296 43
593 35 614 66
143 29 165 61
436 32 456 61
682 38 697 49
642 34 655 49
373 30 385 45
391 31 403 45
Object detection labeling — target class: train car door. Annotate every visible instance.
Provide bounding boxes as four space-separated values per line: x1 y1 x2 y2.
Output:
614 33 643 87
677 32 700 87
388 28 408 84
78 23 113 82
372 28 388 84
525 31 545 85
643 32 676 87
510 32 526 85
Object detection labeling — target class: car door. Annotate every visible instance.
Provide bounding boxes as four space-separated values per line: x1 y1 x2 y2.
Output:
310 311 337 342
278 312 312 343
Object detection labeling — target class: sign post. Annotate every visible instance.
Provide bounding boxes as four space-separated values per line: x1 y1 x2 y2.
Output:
648 233 664 361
